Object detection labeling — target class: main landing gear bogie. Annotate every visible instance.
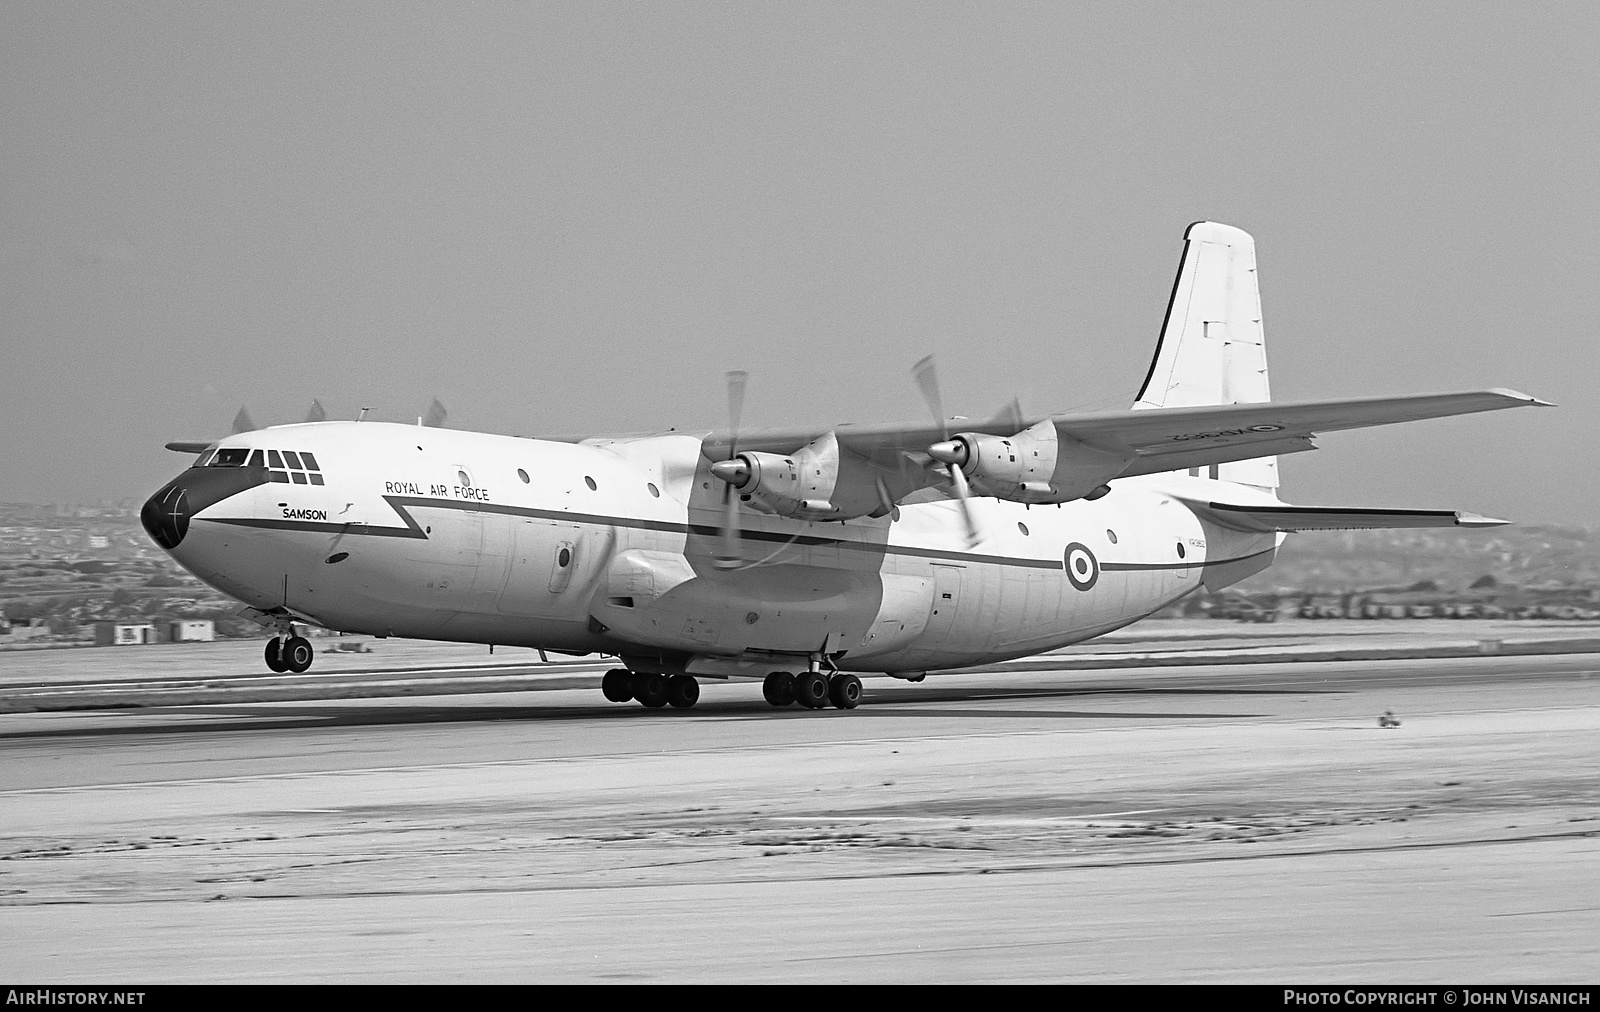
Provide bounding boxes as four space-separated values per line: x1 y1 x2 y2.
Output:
264 635 314 674
764 670 861 710
599 668 862 711
602 669 701 710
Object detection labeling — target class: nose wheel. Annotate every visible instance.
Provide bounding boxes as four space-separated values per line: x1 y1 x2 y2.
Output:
265 635 314 673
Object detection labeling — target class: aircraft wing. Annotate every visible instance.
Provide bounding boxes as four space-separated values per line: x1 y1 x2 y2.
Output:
1184 500 1509 533
1057 388 1549 478
702 388 1548 479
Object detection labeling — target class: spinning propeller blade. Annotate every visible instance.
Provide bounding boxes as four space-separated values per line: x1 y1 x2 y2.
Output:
911 354 981 547
714 371 749 570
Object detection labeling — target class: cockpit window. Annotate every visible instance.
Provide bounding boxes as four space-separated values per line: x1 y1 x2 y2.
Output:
266 449 325 485
247 449 265 468
191 448 218 468
207 448 251 467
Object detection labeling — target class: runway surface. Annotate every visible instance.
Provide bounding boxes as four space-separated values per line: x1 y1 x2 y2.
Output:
3 650 1598 982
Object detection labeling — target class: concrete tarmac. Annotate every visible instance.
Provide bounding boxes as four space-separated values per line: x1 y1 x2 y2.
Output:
2 645 1598 982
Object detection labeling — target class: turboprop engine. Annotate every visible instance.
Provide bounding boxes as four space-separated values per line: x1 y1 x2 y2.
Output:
927 418 1125 504
709 431 888 521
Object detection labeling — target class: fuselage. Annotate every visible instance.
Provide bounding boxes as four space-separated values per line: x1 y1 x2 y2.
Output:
142 421 1281 678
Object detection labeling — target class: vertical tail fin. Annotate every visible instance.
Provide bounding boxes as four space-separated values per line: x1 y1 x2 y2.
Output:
1134 221 1278 491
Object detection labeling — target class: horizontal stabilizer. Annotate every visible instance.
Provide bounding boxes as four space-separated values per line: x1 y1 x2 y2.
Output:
165 441 212 454
1191 501 1508 533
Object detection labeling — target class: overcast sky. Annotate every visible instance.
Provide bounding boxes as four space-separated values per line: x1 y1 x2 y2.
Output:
2 3 1594 524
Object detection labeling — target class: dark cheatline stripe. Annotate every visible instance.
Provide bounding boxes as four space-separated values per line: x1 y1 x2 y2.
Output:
199 494 1272 573
1103 546 1276 572
207 517 424 539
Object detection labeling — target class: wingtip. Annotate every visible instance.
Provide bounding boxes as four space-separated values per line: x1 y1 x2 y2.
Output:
1487 387 1556 407
1455 512 1510 528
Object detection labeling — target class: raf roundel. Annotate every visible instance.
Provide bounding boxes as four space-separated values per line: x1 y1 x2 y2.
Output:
1064 542 1099 591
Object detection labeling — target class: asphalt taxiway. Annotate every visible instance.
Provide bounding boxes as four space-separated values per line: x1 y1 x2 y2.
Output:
2 626 1598 983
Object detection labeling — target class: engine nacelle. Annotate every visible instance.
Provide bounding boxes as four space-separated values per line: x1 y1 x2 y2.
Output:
714 432 884 521
933 419 1129 504
939 419 1060 502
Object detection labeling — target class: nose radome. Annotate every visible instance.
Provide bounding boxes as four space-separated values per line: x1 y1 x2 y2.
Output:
141 480 191 549
140 464 271 552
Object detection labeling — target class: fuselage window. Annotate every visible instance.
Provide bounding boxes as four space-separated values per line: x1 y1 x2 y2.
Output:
458 470 470 487
647 482 660 497
208 448 250 467
557 547 571 568
1017 522 1029 536
517 469 530 484
585 476 597 491
1176 541 1186 559
1106 529 1118 544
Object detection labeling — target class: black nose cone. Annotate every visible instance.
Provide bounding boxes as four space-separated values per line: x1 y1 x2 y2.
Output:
142 479 192 549
141 464 270 551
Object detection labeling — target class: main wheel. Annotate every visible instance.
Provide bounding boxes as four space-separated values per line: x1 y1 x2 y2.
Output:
264 638 288 673
828 673 862 710
633 672 669 708
762 671 796 707
601 668 634 702
666 675 700 708
282 636 314 673
793 670 830 709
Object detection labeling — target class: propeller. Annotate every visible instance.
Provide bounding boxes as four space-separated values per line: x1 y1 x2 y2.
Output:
707 371 749 570
911 354 981 547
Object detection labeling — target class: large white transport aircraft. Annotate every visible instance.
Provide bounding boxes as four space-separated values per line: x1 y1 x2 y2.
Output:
142 222 1548 710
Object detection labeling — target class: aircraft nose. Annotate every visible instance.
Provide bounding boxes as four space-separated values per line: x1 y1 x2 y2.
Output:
140 464 269 550
141 479 192 549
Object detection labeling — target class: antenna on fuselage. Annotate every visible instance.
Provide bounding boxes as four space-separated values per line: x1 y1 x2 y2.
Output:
357 407 370 422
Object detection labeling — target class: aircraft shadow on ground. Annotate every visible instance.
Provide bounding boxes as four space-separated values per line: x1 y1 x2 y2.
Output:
0 682 1312 740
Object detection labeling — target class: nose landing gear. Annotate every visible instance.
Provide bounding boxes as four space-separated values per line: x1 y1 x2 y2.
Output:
264 635 314 673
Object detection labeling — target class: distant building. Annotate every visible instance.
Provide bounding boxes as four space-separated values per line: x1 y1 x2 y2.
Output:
168 619 214 642
2 619 52 643
94 622 157 646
